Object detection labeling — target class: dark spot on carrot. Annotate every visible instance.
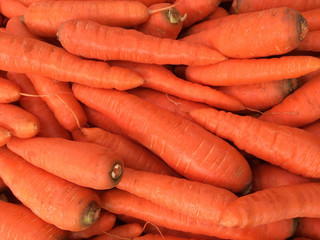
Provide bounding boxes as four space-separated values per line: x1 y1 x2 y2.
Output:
297 14 309 42
20 15 25 25
291 218 300 237
238 181 252 196
81 200 101 227
110 162 123 184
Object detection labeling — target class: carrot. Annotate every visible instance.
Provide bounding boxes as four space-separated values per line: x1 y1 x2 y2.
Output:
302 119 320 137
0 126 11 147
0 0 27 18
295 217 320 239
57 19 226 66
217 78 301 111
259 74 320 127
189 107 320 179
72 83 252 193
7 72 71 139
174 0 221 28
0 77 21 103
101 189 297 240
204 6 229 20
70 210 116 239
0 147 101 231
182 7 309 58
220 182 320 228
0 32 144 91
7 137 124 190
133 234 199 240
22 0 149 37
89 223 143 240
5 15 41 40
299 68 320 83
0 201 69 240
301 9 320 31
185 56 320 86
72 127 179 177
135 3 183 39
297 31 320 52
232 0 320 13
110 61 246 111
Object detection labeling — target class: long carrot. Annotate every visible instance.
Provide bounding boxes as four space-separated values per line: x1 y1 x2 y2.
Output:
295 217 320 239
0 147 101 231
185 56 320 86
110 61 246 111
0 0 27 18
181 7 309 58
89 223 144 240
0 32 144 91
219 182 320 228
296 31 320 52
0 200 69 240
72 83 252 193
189 107 320 179
57 19 227 66
7 137 124 190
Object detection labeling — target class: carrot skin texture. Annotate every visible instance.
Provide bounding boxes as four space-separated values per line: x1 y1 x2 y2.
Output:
0 147 101 231
89 223 143 240
5 15 41 40
302 119 320 138
297 31 320 52
0 0 27 18
295 217 320 239
301 9 320 31
73 83 252 193
189 108 320 179
0 77 21 103
57 19 227 66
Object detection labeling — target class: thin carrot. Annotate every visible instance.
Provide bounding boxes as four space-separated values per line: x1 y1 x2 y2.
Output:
301 9 320 31
7 72 71 139
89 223 144 240
185 56 320 86
295 217 320 239
181 7 309 58
297 31 320 52
0 200 69 240
189 107 320 179
0 77 21 103
72 127 179 177
219 182 320 228
0 147 101 231
72 83 252 193
7 136 124 190
0 0 27 18
110 61 246 111
0 32 144 91
57 19 226 66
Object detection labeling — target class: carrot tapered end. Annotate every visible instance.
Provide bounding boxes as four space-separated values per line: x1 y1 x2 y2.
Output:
81 201 101 228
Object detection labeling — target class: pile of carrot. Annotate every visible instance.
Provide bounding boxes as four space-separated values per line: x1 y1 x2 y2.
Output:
0 0 320 239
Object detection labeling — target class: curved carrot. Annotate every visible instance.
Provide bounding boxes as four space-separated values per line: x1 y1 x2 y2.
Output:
73 83 252 193
0 0 27 18
295 217 320 239
0 77 21 103
7 137 124 190
57 19 226 66
297 31 320 52
182 7 309 58
189 108 320 179
0 201 69 240
220 182 320 228
111 61 246 111
0 147 101 231
185 56 320 86
22 0 149 37
0 32 144 91
89 223 143 240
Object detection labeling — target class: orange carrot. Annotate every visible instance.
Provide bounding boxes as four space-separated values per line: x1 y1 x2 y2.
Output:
72 127 179 177
0 176 5 190
297 31 320 52
301 9 320 31
0 126 11 147
57 19 226 66
135 3 183 39
101 189 296 240
299 68 320 83
182 7 309 58
133 234 199 240
0 77 21 103
89 223 143 240
0 32 144 91
232 0 320 13
217 78 301 111
185 56 320 86
0 147 101 231
70 210 116 239
259 74 320 127
7 72 71 139
295 217 320 239
0 201 69 240
22 0 149 37
110 61 246 111
220 182 320 228
302 119 320 137
6 15 41 39
0 0 27 18
73 83 252 193
204 6 229 20
7 137 124 190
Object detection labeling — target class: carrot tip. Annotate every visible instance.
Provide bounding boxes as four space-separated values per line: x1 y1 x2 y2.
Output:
82 201 101 227
111 162 123 182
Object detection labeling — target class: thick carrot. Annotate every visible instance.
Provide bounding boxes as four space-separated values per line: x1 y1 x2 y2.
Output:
301 9 320 31
232 0 320 13
7 72 71 139
0 77 21 103
22 0 149 37
297 31 320 52
189 108 320 179
220 182 320 228
7 137 124 190
89 223 143 240
295 217 320 239
110 61 246 111
0 147 101 231
0 201 69 240
57 19 226 66
217 78 301 111
72 127 179 177
70 210 116 239
72 83 252 193
185 56 320 86
0 0 27 18
101 189 296 240
259 74 320 127
182 7 309 58
0 32 144 91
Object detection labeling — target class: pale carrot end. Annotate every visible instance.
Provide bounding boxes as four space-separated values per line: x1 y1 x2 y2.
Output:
110 162 123 184
219 210 240 228
298 14 309 42
82 201 101 227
